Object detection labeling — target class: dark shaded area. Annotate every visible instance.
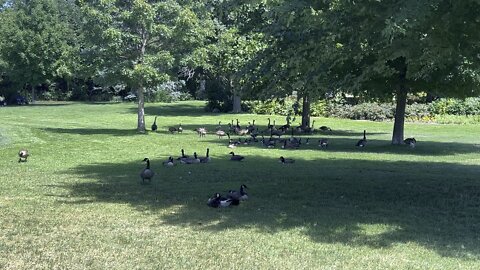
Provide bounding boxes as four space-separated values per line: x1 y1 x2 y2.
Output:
53 155 480 259
30 102 74 107
194 134 479 156
138 103 213 117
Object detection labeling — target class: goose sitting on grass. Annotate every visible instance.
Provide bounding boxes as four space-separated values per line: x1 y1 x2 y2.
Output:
229 184 248 201
181 152 200 164
140 158 155 183
319 126 332 132
207 193 232 208
200 148 211 163
229 152 245 161
162 157 175 166
279 156 295 164
404 137 417 148
18 149 29 162
319 138 329 148
176 149 189 160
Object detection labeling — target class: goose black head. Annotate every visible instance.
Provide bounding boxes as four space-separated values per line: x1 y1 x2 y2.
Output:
143 157 149 162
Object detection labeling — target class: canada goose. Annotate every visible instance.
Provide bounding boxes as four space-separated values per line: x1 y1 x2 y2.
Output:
229 184 248 201
237 128 249 136
229 152 244 161
196 127 207 137
319 138 329 148
181 152 200 164
207 193 232 208
404 137 417 148
200 148 211 163
228 184 248 204
279 123 290 132
176 149 189 160
271 128 285 137
356 130 367 147
216 129 227 138
279 156 295 164
226 190 240 205
247 120 256 132
319 126 332 132
162 156 175 166
216 121 222 131
18 149 29 162
168 126 178 133
261 135 276 148
151 116 158 132
267 118 273 130
236 119 241 129
177 124 183 133
228 140 237 149
140 158 155 183
303 120 315 134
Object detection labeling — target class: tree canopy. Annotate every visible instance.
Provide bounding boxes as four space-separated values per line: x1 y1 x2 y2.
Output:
0 0 478 138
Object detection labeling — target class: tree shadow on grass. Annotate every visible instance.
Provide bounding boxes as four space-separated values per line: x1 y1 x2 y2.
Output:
54 155 480 259
196 134 480 156
136 102 213 117
41 127 145 137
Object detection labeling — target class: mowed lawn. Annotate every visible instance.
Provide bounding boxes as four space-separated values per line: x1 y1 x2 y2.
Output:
1 101 480 269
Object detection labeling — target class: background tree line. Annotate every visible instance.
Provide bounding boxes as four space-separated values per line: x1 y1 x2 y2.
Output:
0 0 479 141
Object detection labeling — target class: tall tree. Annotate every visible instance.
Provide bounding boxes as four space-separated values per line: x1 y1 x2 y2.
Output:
243 1 332 127
326 0 480 144
203 0 266 113
0 0 80 102
80 0 212 132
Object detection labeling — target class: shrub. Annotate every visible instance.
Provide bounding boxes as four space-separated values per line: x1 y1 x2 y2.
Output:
430 98 480 116
145 81 192 103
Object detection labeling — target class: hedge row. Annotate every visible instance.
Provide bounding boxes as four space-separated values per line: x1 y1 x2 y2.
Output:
244 97 480 122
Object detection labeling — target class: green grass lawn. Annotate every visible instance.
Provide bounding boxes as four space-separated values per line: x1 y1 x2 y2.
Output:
1 101 480 269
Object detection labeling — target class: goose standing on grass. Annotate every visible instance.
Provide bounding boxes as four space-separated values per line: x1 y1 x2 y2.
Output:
200 148 211 163
279 156 295 164
151 116 158 132
207 193 232 208
18 149 29 162
356 130 367 147
177 124 183 133
140 158 155 183
229 152 245 161
404 137 417 148
216 129 227 139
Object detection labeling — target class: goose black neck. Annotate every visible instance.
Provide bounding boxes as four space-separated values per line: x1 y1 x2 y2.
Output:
146 159 150 169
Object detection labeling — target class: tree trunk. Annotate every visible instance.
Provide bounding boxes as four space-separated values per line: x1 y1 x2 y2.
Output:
301 94 310 128
197 79 206 99
232 95 242 113
231 79 241 113
30 84 36 104
137 86 146 133
392 66 408 144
